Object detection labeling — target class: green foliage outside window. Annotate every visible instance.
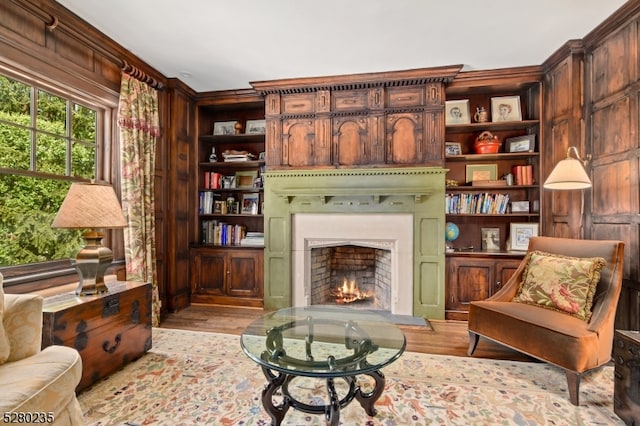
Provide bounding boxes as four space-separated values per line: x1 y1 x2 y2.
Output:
0 74 101 267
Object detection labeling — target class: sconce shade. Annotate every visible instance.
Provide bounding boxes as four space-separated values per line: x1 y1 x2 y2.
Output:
52 182 127 229
543 155 592 190
51 182 127 296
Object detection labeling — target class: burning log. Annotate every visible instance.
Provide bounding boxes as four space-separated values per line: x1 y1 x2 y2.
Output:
330 277 373 304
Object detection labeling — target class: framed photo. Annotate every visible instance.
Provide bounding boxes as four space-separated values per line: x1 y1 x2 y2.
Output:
213 120 239 135
510 201 530 213
509 222 539 251
491 96 522 122
445 142 462 157
481 227 501 252
465 164 498 183
235 171 258 188
245 119 266 134
505 134 536 153
241 193 259 215
445 100 471 125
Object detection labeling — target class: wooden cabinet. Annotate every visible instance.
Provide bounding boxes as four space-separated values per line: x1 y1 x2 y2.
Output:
42 281 152 392
190 247 264 307
191 89 265 307
446 255 521 320
252 66 461 170
613 330 640 424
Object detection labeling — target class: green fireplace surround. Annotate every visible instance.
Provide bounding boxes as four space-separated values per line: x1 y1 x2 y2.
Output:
263 167 447 319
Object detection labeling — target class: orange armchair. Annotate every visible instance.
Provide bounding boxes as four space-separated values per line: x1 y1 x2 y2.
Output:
467 236 625 405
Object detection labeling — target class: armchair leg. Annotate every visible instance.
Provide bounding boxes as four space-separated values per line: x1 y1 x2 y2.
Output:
467 331 480 356
565 370 581 406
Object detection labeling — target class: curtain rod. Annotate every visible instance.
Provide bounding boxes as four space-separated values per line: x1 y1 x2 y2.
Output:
121 60 164 90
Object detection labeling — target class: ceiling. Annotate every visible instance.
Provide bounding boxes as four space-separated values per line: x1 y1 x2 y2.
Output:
55 0 628 93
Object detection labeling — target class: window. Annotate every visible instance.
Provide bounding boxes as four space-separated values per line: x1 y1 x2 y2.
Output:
0 72 108 276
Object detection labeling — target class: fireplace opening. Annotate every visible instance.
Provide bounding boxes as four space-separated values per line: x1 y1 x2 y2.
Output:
310 245 391 311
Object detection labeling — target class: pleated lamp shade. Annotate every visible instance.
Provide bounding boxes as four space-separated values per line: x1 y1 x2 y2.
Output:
52 182 127 229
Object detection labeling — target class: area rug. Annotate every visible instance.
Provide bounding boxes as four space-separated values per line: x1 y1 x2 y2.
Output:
78 328 622 425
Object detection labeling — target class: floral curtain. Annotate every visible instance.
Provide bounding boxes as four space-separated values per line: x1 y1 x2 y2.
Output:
117 73 161 326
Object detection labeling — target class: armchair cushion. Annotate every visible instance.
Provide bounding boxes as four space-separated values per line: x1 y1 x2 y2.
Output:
512 250 605 321
0 274 10 364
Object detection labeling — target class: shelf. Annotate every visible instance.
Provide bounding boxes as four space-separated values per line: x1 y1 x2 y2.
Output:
446 184 538 191
445 152 538 162
191 243 264 249
199 134 264 143
445 120 539 133
200 160 265 168
199 188 262 193
445 250 526 258
446 213 539 217
200 214 263 218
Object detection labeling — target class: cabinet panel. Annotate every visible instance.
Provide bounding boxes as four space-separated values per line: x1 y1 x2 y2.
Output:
227 250 264 298
446 256 523 320
333 115 369 166
282 118 315 167
386 112 423 164
332 89 368 111
387 87 424 107
192 251 226 295
282 93 316 114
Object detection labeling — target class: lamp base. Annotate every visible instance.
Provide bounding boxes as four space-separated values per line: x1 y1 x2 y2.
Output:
73 231 113 296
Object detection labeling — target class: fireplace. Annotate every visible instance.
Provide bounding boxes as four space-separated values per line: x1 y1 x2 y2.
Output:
292 213 413 315
263 167 447 319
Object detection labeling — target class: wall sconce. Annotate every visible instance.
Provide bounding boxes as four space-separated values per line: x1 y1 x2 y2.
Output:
51 182 127 295
543 146 592 190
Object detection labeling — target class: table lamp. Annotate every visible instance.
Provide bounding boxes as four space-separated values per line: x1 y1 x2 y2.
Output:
51 182 127 295
543 146 592 190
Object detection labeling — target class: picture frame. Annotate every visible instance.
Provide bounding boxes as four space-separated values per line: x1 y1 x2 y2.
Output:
491 96 522 122
481 227 501 252
445 100 471 125
445 142 462 157
465 164 498 183
245 119 266 134
235 171 258 188
241 193 259 215
213 120 239 135
505 134 536 153
509 222 539 251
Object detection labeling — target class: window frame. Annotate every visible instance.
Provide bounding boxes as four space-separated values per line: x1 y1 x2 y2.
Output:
0 64 122 291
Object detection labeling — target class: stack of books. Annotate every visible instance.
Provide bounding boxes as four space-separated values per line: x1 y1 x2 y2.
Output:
222 152 256 162
240 232 264 247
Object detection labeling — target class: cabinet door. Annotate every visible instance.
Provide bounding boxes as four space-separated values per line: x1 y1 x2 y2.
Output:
446 257 493 312
226 250 264 298
494 259 521 294
332 115 369 166
385 112 423 164
191 251 226 295
281 118 315 167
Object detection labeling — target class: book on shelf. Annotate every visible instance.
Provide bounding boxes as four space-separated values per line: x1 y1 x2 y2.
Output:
201 220 246 245
445 192 510 215
511 165 534 185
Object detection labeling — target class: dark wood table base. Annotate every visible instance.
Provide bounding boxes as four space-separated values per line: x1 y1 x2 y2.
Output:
260 366 385 426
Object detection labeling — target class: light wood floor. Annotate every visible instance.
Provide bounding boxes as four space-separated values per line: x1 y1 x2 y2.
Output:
160 304 535 363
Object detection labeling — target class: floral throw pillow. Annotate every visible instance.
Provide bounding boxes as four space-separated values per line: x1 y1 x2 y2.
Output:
512 251 606 321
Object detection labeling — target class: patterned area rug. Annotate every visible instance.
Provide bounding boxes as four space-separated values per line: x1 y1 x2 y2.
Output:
78 328 622 425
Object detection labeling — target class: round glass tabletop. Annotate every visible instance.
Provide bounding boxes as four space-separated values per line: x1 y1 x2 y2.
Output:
240 305 406 378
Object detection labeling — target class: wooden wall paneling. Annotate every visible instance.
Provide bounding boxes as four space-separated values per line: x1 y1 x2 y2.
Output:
583 9 640 330
542 42 585 239
385 112 423 164
332 115 369 166
165 80 196 311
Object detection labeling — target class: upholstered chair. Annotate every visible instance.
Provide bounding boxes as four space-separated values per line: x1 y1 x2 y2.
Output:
467 236 625 405
0 273 85 424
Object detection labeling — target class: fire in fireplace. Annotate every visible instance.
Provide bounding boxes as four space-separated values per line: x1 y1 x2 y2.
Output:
331 277 374 305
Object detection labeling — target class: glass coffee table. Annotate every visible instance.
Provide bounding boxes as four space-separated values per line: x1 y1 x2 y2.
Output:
240 305 406 426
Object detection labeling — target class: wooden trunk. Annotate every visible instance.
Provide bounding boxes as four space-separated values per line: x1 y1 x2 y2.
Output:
613 330 640 425
42 281 152 392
